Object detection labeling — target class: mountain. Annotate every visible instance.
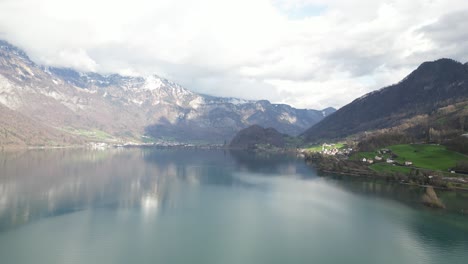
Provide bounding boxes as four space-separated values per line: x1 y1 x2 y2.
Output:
229 125 286 149
302 58 468 142
0 103 84 148
0 40 334 146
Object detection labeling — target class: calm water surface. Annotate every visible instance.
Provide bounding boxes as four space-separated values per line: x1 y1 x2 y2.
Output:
0 148 467 264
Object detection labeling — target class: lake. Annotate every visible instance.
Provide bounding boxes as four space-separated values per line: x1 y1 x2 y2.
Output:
0 148 467 264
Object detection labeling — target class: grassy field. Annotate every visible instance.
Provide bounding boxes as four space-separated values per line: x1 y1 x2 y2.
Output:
388 144 468 171
61 127 116 141
350 151 392 161
305 142 345 152
369 163 412 174
352 144 468 175
305 145 323 152
350 151 376 161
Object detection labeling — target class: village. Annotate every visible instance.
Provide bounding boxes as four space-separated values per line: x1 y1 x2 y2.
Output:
318 143 417 170
319 143 353 156
359 148 413 167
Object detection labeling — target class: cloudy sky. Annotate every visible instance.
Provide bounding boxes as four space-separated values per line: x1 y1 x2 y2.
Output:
0 0 467 109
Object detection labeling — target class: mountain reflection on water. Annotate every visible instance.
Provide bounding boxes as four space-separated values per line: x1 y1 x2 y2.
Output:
0 148 467 264
0 149 305 230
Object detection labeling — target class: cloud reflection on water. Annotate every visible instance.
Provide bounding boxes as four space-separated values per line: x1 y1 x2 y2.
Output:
0 147 467 258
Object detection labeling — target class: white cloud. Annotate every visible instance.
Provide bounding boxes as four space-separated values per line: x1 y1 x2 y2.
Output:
0 0 467 109
49 49 98 72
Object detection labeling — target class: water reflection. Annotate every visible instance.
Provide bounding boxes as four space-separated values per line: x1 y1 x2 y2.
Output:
315 174 468 248
0 148 467 264
1 149 468 230
0 149 183 230
0 149 304 230
229 150 312 176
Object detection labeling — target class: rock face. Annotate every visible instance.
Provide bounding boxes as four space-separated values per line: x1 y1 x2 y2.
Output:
302 58 468 142
422 186 445 209
229 125 286 149
0 40 334 145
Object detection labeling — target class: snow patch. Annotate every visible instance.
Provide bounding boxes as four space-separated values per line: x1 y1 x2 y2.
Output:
46 91 65 101
75 87 97 94
143 75 164 91
131 99 143 106
0 75 14 93
228 98 251 105
0 75 22 109
189 96 205 109
279 113 297 124
21 65 35 76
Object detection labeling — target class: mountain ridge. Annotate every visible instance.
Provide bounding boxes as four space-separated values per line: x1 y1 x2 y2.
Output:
302 58 468 142
0 40 334 146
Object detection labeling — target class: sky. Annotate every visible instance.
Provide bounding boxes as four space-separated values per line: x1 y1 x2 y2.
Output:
0 0 467 109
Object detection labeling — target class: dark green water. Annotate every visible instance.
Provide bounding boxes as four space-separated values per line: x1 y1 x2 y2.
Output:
0 149 467 264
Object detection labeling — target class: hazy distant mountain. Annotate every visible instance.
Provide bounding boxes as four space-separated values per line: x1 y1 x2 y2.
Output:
0 40 334 146
302 58 468 142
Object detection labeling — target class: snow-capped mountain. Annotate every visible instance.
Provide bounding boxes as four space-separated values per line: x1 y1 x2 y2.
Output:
0 40 334 146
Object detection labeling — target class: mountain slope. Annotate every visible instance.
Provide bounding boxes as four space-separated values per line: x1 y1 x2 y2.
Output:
302 58 468 142
0 104 84 148
0 40 334 146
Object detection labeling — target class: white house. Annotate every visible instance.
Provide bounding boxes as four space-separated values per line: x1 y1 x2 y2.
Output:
404 161 413 166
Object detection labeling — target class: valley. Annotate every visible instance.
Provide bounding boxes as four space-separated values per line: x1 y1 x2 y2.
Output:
228 59 468 193
2 2 468 263
1 38 468 193
0 40 334 148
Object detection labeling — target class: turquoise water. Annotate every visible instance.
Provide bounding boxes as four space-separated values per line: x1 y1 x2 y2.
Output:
0 149 467 264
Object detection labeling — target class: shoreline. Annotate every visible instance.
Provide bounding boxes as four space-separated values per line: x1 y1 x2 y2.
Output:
0 142 227 151
303 151 468 192
317 168 468 191
2 144 467 193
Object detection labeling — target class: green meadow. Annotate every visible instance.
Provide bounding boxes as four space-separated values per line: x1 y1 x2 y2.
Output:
388 144 467 171
305 142 345 152
352 144 468 175
369 163 412 174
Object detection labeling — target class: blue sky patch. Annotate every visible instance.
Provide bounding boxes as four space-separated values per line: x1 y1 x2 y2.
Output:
278 3 328 20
